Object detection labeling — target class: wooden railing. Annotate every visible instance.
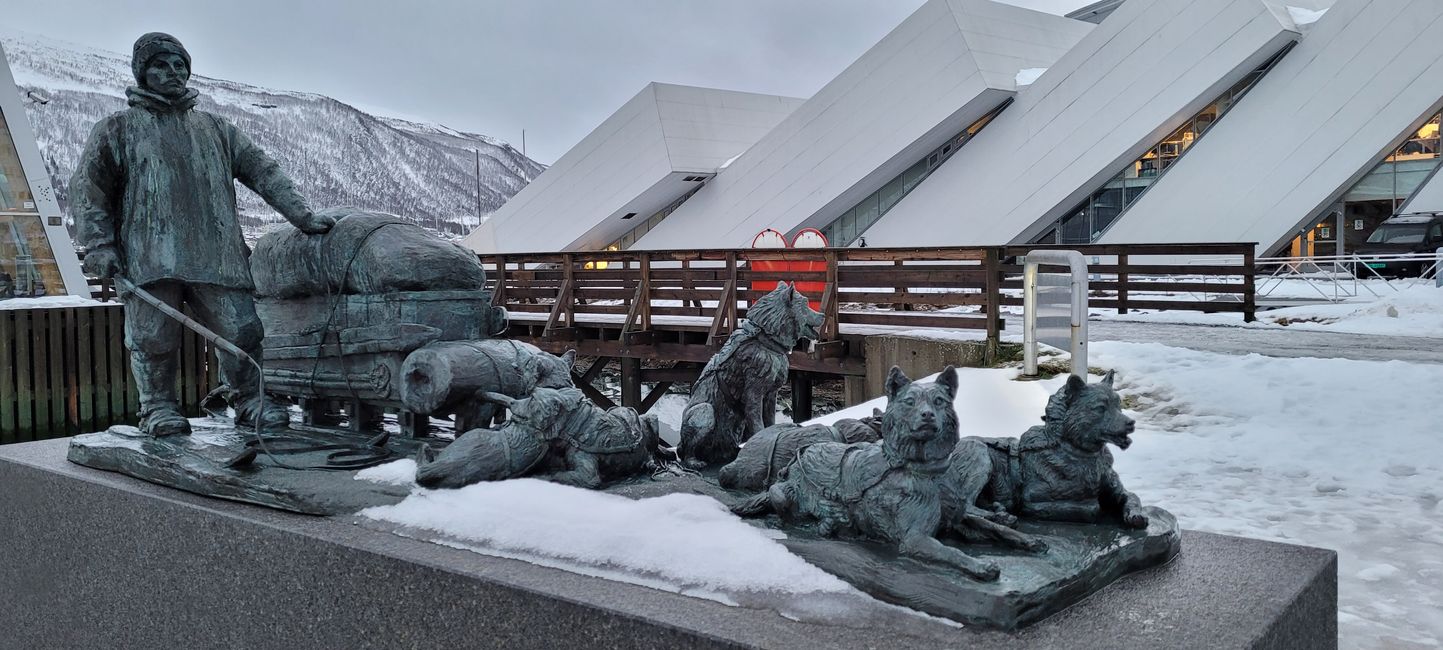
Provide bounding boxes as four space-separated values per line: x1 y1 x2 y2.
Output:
1000 243 1256 321
0 303 219 444
481 247 1008 352
481 243 1257 346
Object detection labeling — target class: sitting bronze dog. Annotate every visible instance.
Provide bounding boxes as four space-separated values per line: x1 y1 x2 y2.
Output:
717 410 881 491
415 387 661 490
733 366 1001 582
942 371 1148 547
679 283 824 468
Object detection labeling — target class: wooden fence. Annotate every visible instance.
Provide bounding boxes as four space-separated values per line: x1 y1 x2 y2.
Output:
0 303 218 444
481 243 1257 346
1000 243 1256 319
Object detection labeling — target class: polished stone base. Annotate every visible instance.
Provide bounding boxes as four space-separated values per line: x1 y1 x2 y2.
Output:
3 438 1336 649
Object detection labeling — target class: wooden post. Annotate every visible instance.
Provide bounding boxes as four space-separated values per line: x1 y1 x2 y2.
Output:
75 308 94 434
620 357 642 408
790 371 813 422
400 411 429 438
984 248 1001 366
492 254 508 307
563 253 576 328
1243 245 1257 323
639 252 652 332
726 251 739 331
0 311 14 444
825 250 840 340
1117 252 1130 315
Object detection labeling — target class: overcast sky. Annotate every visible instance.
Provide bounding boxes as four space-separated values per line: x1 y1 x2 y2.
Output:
4 0 1091 164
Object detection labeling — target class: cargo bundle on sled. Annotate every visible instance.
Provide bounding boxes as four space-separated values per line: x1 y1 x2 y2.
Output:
250 208 509 436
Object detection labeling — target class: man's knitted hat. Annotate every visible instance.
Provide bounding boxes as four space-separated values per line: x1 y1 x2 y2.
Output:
131 32 191 85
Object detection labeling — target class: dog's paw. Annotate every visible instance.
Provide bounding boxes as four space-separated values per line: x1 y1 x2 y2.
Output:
969 561 1001 582
985 510 1018 528
1122 509 1149 529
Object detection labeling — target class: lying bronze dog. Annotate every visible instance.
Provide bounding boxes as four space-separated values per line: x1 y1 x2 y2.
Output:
733 367 1001 582
415 387 662 490
942 371 1148 549
717 410 881 491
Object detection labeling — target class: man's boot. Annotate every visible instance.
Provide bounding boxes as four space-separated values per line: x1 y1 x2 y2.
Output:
132 353 190 437
234 393 291 432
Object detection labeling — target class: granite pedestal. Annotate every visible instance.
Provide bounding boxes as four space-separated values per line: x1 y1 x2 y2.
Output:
0 438 1337 649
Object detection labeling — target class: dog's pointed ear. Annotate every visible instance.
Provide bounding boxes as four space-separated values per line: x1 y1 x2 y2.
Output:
885 366 912 401
559 349 577 369
871 407 883 419
1064 374 1088 402
935 365 958 399
1102 369 1116 387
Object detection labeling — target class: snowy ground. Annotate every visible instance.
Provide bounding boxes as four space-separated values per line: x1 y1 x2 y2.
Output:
1095 284 1443 339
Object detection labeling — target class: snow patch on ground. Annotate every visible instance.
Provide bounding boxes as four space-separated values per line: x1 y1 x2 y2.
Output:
354 458 417 486
0 295 106 310
1088 342 1442 648
1099 285 1443 338
1287 6 1328 26
359 479 852 600
1015 67 1047 87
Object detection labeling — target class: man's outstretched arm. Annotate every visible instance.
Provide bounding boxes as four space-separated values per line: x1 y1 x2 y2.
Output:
224 117 333 234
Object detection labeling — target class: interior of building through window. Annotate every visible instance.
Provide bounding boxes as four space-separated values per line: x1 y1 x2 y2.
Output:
0 108 65 298
608 185 703 250
819 99 1013 247
1033 44 1295 245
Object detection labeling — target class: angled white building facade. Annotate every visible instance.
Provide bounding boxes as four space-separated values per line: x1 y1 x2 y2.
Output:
0 42 86 298
463 83 804 253
867 0 1305 248
464 0 1443 259
636 0 1093 249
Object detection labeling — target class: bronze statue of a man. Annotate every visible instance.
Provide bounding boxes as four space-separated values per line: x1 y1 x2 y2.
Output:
70 32 334 436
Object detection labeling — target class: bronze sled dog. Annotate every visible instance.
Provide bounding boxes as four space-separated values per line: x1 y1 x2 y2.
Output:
942 371 1149 545
679 283 824 468
734 366 1001 582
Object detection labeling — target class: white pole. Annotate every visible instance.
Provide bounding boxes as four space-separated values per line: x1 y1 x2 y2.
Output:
1023 259 1038 377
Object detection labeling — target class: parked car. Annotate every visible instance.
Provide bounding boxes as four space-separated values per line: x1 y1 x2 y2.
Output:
1354 213 1443 278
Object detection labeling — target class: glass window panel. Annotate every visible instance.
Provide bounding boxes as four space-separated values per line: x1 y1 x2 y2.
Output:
838 209 856 245
854 194 880 234
902 161 927 192
0 109 64 298
0 109 36 211
878 177 905 214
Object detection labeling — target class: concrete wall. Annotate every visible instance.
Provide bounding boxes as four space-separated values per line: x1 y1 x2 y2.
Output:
1100 0 1443 255
866 0 1300 248
634 0 1091 250
462 83 801 254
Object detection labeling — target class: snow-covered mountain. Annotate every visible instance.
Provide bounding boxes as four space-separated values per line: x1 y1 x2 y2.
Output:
2 30 544 240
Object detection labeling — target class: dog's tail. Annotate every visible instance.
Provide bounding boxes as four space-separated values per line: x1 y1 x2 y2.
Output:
730 491 772 518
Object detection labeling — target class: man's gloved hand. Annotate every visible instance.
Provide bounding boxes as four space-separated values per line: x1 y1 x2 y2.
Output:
296 211 336 235
82 246 122 279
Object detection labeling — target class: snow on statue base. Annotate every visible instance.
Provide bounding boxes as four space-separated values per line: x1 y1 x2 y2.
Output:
66 419 421 515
